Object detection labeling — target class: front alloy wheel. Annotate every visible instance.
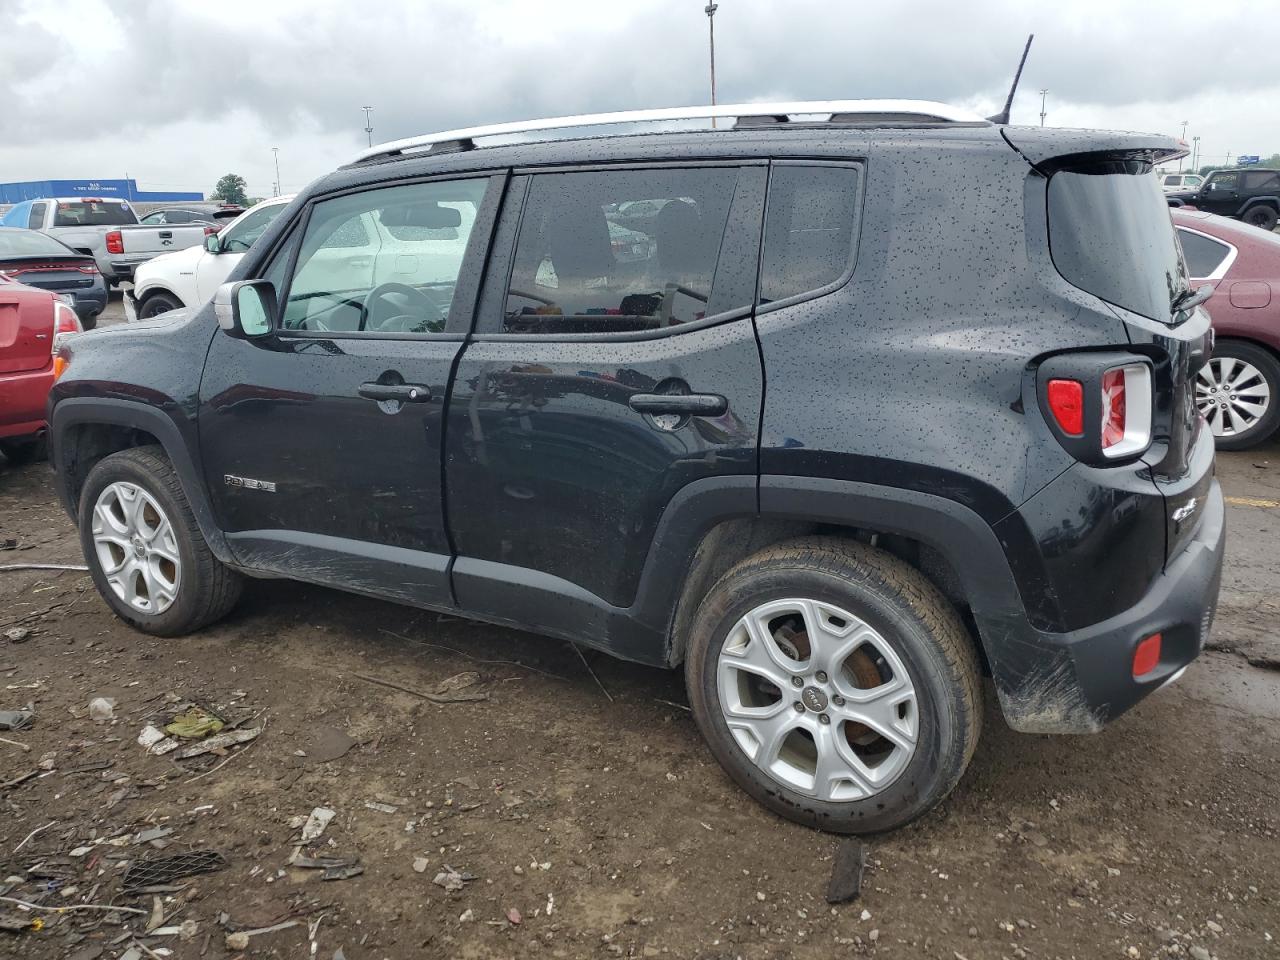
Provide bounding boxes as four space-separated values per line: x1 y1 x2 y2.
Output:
717 598 918 802
91 481 181 614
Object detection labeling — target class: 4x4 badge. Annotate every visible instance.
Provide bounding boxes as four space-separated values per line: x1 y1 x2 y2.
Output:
224 474 277 493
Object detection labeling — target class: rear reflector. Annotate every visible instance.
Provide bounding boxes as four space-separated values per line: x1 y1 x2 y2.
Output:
1047 379 1084 435
1133 632 1162 678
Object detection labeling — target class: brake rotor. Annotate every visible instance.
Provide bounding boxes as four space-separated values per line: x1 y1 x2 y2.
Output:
843 648 884 744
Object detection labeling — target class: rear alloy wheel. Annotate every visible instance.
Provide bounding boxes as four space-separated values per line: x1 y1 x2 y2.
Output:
1242 206 1279 232
686 537 982 834
1196 341 1280 450
138 291 183 320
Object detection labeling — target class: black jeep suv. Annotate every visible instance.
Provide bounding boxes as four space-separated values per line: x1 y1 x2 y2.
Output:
47 101 1224 833
1167 166 1280 231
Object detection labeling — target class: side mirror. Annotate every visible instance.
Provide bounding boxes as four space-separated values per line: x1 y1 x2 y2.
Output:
213 280 277 339
204 234 222 253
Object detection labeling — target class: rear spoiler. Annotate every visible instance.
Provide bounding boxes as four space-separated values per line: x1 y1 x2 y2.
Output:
1002 127 1188 173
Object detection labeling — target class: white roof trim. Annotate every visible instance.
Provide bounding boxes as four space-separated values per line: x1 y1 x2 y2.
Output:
353 99 985 163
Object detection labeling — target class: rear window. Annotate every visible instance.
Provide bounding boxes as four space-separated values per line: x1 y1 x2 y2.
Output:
0 230 75 257
52 200 136 227
1047 163 1188 321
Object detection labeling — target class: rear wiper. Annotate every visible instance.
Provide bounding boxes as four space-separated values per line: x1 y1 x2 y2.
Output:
1172 284 1213 312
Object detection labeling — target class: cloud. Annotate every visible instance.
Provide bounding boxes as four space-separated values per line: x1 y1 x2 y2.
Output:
0 0 1272 194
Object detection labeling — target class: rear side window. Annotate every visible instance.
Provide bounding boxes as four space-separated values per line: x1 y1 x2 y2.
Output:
759 165 859 304
52 200 135 227
503 167 742 335
1244 171 1280 191
1176 229 1231 278
27 202 46 229
1047 163 1188 321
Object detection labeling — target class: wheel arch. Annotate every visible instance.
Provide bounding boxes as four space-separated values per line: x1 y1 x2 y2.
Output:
50 398 231 562
136 285 186 313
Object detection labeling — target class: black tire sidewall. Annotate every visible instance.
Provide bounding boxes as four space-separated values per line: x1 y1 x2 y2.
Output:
78 453 206 635
688 564 967 834
139 293 182 319
1209 341 1280 451
1243 207 1278 231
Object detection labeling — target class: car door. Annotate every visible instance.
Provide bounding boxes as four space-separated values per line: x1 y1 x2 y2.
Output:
198 173 504 607
443 164 766 656
1200 170 1241 215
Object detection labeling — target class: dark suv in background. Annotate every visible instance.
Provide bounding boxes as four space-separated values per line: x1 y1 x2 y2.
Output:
1168 167 1280 231
46 101 1223 833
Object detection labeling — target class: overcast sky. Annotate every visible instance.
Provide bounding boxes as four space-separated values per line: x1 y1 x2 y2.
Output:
2 0 1275 198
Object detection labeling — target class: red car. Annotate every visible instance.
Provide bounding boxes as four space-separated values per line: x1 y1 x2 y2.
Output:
1173 208 1280 449
0 277 81 463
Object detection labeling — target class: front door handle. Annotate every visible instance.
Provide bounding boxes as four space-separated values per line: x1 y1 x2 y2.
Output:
628 393 727 417
358 382 433 403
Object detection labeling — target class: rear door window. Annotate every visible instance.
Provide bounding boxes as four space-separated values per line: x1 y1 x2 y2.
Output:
1047 163 1188 321
1176 228 1232 279
501 166 749 335
1243 171 1280 191
759 164 860 305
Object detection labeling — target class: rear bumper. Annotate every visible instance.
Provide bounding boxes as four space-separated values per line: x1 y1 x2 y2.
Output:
107 255 157 282
989 478 1224 733
0 366 55 440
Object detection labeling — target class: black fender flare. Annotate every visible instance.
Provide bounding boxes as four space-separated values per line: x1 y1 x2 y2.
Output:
1236 196 1280 217
48 397 231 562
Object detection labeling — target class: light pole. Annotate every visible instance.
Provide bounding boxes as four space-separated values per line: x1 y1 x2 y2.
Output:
272 147 280 197
363 106 374 147
705 3 718 128
1178 121 1189 171
1038 89 1048 127
1191 136 1201 174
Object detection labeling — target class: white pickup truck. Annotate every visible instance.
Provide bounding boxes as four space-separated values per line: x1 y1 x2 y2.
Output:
0 197 208 285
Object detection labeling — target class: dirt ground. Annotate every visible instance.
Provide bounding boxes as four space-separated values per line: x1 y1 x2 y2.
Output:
1 295 1277 960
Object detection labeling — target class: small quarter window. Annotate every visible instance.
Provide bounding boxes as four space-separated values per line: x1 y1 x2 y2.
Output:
503 167 742 335
1176 228 1231 279
759 165 859 304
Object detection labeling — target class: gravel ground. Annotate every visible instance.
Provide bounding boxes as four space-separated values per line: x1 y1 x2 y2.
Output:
0 296 1276 959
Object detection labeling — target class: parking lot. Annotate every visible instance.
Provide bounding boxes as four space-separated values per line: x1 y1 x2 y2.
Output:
0 292 1276 959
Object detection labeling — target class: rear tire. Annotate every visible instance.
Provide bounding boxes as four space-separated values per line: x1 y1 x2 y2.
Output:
1197 340 1280 450
78 313 98 331
1242 205 1279 232
0 437 46 465
684 537 982 834
137 291 183 319
78 445 242 635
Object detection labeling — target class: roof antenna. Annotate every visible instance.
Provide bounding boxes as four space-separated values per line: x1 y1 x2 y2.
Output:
987 34 1034 125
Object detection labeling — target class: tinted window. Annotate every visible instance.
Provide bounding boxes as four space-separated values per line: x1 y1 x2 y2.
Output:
163 209 192 224
0 229 76 256
281 178 486 335
222 203 287 253
140 211 165 224
760 165 859 303
1176 229 1231 278
52 200 135 227
503 167 739 335
1047 164 1188 321
1244 171 1280 191
1205 171 1240 192
27 202 46 230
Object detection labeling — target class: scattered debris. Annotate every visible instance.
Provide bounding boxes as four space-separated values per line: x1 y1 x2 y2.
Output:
506 907 523 925
353 672 489 704
0 562 89 572
292 854 358 870
300 807 336 843
88 697 116 722
13 820 56 853
432 866 476 892
164 707 224 739
569 642 615 703
302 725 358 763
123 851 227 888
321 864 364 881
224 919 302 950
3 627 30 644
826 838 868 904
0 735 30 753
173 726 261 759
0 894 147 916
137 725 180 756
364 800 397 814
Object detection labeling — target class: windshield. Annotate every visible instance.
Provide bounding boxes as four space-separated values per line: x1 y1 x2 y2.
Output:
0 230 76 257
52 200 136 227
1048 162 1188 322
221 203 286 253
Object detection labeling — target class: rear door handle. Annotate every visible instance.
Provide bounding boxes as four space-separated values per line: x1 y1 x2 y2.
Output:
358 382 433 403
628 393 727 416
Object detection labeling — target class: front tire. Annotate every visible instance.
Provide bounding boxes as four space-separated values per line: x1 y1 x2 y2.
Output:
1196 340 1280 450
1242 206 1279 232
137 291 184 320
685 537 982 834
78 446 242 635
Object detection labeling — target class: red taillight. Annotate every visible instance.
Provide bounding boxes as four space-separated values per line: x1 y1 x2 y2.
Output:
105 230 124 254
1101 369 1126 448
203 225 219 236
77 264 99 275
1047 379 1084 436
1132 632 1162 678
52 301 82 355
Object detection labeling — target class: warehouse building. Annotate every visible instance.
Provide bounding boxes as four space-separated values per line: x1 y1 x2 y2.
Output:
0 179 202 204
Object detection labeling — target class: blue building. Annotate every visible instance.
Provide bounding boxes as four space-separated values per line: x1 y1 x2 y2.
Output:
0 179 202 204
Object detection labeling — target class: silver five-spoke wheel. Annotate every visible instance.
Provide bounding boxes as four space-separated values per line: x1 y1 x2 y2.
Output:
1196 356 1271 438
717 597 918 802
91 481 181 615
